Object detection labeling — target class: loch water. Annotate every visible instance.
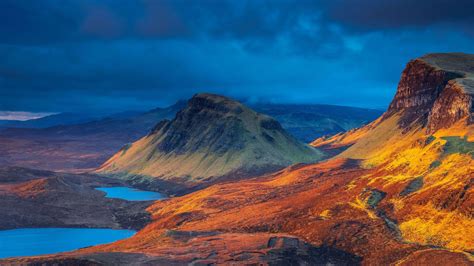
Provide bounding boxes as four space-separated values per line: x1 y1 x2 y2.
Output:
0 228 135 259
96 186 166 201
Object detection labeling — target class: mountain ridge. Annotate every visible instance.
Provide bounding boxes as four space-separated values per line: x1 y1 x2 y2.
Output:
0 100 380 172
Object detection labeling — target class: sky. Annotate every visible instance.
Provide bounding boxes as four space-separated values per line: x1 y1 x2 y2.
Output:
0 111 56 121
1 0 474 116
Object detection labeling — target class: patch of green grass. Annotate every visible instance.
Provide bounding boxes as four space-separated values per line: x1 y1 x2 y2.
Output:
400 176 423 196
367 189 386 208
425 135 436 146
441 136 474 158
429 160 441 169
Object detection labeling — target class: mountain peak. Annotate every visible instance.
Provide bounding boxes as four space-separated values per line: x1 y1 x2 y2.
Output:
187 93 249 116
385 52 473 132
193 93 235 102
98 93 324 193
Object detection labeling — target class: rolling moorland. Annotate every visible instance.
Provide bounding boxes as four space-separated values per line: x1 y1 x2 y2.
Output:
1 53 473 265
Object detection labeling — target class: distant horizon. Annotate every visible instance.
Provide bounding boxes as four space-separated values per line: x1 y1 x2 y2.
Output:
0 96 389 122
0 111 57 121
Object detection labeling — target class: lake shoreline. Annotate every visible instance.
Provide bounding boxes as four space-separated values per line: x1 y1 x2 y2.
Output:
95 186 166 201
0 167 154 231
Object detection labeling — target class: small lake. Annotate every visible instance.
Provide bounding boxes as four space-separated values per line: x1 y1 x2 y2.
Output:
0 228 135 259
96 186 166 201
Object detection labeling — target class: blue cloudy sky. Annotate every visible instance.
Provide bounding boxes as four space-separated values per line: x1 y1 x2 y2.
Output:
1 0 474 115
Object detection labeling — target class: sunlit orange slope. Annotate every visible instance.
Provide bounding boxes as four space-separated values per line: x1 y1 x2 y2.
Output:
311 53 474 251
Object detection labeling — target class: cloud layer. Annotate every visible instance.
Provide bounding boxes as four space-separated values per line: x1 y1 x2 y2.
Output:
0 111 55 121
0 0 473 112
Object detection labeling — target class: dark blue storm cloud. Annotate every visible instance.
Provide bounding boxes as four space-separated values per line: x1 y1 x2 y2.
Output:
0 0 473 113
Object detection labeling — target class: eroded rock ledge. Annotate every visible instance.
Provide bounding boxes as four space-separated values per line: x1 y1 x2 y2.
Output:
384 53 474 132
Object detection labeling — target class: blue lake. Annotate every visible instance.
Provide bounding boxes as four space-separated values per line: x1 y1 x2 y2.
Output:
96 186 166 201
0 228 135 259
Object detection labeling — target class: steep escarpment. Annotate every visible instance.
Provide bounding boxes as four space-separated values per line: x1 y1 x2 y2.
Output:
384 57 461 126
427 79 473 132
313 53 474 152
98 93 324 193
311 53 474 253
384 53 473 131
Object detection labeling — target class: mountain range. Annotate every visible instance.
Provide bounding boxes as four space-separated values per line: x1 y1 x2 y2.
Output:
0 100 379 172
0 102 186 172
4 53 472 265
1 53 472 265
0 112 103 129
252 103 381 142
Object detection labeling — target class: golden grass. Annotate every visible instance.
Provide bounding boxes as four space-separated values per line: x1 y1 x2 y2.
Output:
399 204 474 250
319 209 332 219
319 112 474 252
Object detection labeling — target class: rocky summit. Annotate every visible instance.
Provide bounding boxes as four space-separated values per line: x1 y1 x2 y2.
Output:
310 53 474 257
385 53 474 131
97 93 324 193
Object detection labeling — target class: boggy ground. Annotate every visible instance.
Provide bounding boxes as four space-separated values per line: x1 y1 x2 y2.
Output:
0 167 152 230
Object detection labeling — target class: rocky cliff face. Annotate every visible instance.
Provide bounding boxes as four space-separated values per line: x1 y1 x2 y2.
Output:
427 79 473 132
98 93 324 192
384 53 473 132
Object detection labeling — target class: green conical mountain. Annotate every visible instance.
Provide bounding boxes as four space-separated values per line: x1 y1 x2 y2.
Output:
97 93 325 192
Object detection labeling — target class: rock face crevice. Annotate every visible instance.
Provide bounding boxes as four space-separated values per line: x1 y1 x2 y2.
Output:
427 80 473 132
385 59 463 127
383 53 474 132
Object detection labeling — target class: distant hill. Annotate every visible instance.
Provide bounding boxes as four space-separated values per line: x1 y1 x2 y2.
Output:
252 103 382 142
1 103 382 143
0 101 186 172
0 98 381 172
1 101 186 140
0 113 102 128
98 94 325 194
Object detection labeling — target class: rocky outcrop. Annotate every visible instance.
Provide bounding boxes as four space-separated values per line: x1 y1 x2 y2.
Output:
386 59 461 125
427 79 473 132
384 53 474 132
98 93 324 192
